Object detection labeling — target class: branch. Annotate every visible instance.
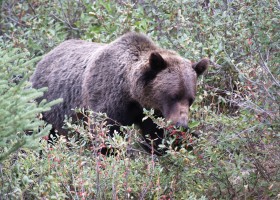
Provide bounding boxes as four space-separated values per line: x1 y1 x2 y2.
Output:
49 13 79 31
258 52 280 87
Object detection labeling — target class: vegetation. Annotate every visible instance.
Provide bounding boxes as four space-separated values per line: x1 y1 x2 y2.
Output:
0 0 279 199
0 47 61 162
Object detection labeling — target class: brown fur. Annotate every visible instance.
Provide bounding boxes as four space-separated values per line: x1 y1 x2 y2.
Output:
31 32 208 152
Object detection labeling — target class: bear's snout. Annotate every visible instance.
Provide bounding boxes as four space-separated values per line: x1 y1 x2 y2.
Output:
174 116 189 130
175 121 189 130
165 103 189 130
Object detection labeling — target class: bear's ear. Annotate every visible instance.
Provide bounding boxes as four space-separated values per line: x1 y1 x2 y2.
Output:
149 52 167 71
192 58 209 76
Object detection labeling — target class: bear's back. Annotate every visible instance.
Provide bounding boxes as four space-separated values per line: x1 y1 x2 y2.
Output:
31 39 104 86
31 39 105 131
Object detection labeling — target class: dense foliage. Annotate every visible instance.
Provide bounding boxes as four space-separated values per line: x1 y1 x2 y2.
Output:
0 0 279 199
0 47 61 162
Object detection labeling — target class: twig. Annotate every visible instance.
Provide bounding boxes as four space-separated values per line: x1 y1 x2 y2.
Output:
6 16 26 27
27 2 36 15
258 51 280 87
209 59 223 69
49 13 79 31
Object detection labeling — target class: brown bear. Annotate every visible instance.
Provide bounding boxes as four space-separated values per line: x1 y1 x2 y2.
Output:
31 32 208 154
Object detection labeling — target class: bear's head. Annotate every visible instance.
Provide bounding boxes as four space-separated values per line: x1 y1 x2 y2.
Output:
132 51 209 130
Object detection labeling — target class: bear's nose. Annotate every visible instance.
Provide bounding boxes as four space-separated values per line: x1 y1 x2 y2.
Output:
175 122 189 131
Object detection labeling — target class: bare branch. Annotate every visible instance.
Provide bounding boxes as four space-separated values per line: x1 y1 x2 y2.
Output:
258 52 280 87
49 13 79 31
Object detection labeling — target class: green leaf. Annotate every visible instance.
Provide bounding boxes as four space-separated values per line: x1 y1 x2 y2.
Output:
188 121 200 129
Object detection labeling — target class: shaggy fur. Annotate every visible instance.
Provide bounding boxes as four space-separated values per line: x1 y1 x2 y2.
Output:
31 32 208 152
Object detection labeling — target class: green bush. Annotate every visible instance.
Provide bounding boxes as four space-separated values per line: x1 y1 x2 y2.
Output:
0 0 279 199
0 47 62 162
0 46 62 162
0 109 208 199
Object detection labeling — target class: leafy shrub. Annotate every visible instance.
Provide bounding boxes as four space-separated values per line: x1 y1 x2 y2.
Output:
0 47 61 162
0 110 206 199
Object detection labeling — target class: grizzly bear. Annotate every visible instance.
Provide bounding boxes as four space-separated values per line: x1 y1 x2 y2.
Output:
31 32 208 154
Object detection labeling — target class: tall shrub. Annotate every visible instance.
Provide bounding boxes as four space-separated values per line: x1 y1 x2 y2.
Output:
0 47 61 162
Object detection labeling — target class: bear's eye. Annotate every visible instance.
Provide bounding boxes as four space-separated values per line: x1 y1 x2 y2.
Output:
170 94 182 101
